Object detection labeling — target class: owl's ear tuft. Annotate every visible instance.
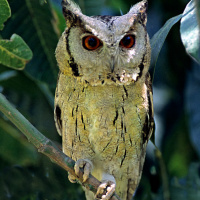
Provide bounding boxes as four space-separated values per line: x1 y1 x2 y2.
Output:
62 0 83 27
128 0 148 25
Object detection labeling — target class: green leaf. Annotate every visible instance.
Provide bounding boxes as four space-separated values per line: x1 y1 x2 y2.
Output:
180 0 200 64
1 0 59 91
150 14 182 76
50 0 66 35
0 0 11 30
0 34 33 70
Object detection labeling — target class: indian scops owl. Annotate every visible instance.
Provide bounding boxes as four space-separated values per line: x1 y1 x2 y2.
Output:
54 0 154 199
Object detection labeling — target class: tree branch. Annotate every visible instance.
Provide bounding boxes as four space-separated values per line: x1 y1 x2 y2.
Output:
0 93 121 200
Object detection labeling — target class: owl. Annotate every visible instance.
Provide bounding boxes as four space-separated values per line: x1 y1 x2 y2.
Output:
54 0 154 199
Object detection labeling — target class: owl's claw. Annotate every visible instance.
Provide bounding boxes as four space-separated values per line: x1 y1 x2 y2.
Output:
68 173 77 183
74 159 93 182
68 159 93 183
95 180 116 200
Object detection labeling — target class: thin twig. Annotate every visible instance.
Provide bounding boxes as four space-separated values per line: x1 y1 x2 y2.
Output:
0 93 121 200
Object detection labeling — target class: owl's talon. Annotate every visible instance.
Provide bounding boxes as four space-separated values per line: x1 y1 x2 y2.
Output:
68 173 77 183
74 159 93 182
95 180 116 200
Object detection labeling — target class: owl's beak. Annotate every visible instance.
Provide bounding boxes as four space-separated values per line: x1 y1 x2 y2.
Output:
110 56 115 72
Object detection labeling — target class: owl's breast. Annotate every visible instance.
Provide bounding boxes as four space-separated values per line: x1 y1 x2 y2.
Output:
55 73 148 167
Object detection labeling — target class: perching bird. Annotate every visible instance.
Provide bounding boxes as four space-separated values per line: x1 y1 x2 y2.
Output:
54 0 154 199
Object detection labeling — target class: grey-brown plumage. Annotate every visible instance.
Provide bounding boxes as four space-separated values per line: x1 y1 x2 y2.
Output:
54 0 154 199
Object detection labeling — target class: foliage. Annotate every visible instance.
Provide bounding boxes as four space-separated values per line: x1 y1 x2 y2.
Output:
180 0 200 63
0 34 33 69
0 0 11 30
0 0 200 199
0 1 32 70
150 14 182 73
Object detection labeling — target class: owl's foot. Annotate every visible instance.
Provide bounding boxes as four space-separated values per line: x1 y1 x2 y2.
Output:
68 159 93 183
75 159 93 182
95 180 116 200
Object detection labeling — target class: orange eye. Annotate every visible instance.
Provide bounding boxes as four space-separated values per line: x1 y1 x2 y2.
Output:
120 35 135 48
83 35 102 50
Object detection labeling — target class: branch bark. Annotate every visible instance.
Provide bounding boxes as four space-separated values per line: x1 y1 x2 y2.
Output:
0 93 121 200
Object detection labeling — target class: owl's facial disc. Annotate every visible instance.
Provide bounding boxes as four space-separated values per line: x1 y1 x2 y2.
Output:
62 1 150 86
81 33 137 73
67 24 149 85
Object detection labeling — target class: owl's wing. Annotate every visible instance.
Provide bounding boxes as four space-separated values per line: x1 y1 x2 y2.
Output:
142 72 155 144
127 74 154 200
54 72 63 136
55 104 62 136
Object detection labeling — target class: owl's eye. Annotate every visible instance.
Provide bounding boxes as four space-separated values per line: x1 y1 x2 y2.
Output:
83 36 102 51
120 35 135 49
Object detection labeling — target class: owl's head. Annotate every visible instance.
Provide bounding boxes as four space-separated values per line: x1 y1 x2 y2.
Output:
56 0 151 86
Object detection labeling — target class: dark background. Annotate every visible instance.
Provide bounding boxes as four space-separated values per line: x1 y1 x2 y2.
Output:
0 0 199 199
